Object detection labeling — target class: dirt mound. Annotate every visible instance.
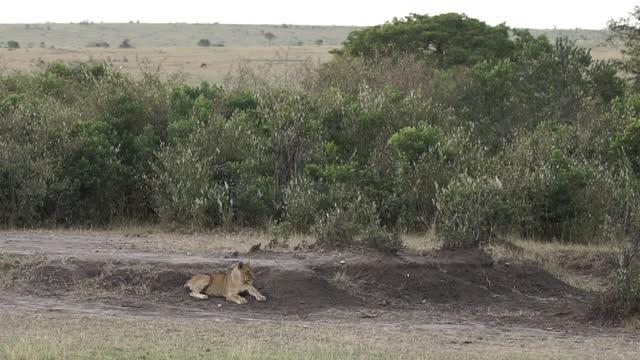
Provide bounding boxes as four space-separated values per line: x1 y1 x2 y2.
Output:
0 251 588 323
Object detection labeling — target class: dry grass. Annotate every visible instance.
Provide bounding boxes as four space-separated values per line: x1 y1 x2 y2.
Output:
624 315 640 331
0 23 356 48
331 268 351 291
0 45 335 85
403 230 442 253
488 236 617 292
0 254 47 290
1 227 314 254
0 312 638 360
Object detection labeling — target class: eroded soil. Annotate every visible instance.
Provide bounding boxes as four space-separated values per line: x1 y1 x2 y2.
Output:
0 230 637 355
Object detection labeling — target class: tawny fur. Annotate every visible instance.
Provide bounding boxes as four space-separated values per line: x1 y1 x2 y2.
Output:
184 262 266 304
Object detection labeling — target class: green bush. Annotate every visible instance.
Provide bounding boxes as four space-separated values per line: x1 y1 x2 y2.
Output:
388 125 443 164
281 176 320 232
436 174 507 249
56 120 126 223
360 226 403 254
612 117 640 175
0 20 635 251
312 207 360 249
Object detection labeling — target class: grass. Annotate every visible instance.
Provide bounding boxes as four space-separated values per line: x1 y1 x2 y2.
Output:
488 236 617 292
0 24 624 87
331 268 351 291
0 45 334 85
0 23 358 48
0 227 314 254
0 312 638 360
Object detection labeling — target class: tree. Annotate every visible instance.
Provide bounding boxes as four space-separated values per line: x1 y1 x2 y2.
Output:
264 32 276 45
335 13 514 67
119 39 133 49
197 38 211 47
609 6 640 89
7 40 19 49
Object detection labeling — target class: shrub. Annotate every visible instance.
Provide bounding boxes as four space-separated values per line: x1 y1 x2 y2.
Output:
119 39 133 48
86 41 110 48
312 207 360 249
600 268 640 323
436 174 507 249
7 40 19 49
281 176 319 232
360 226 403 254
612 116 640 175
56 120 126 223
197 39 211 47
388 125 444 164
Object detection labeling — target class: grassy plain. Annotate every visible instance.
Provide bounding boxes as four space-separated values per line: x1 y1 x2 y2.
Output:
0 24 625 85
0 45 335 84
1 312 638 360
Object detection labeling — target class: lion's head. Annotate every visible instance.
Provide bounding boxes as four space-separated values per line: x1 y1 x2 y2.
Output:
234 261 255 284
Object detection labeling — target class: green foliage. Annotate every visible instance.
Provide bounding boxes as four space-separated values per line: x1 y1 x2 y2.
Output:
312 206 360 249
461 33 625 150
388 125 443 163
436 174 506 249
86 41 110 48
609 6 640 90
224 90 258 117
57 120 126 223
119 39 133 48
360 226 403 254
197 38 211 47
612 116 640 174
7 40 19 49
337 13 514 67
0 19 635 252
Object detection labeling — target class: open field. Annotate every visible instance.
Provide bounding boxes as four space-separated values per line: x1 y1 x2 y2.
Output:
0 24 625 85
0 45 334 84
0 23 358 48
0 230 637 359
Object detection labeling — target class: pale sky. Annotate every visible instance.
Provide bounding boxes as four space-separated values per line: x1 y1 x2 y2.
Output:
0 0 637 29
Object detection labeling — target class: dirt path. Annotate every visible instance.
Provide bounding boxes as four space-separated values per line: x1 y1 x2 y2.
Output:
0 230 638 356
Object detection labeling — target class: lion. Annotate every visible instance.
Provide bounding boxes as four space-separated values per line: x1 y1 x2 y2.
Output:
183 261 267 304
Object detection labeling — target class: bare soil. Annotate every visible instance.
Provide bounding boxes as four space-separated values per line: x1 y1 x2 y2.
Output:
0 230 637 355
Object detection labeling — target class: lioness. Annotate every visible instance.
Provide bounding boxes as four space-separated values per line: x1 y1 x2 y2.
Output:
184 261 267 304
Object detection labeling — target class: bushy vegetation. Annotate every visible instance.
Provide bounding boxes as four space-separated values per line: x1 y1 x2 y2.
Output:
336 13 514 67
0 13 638 262
197 39 211 47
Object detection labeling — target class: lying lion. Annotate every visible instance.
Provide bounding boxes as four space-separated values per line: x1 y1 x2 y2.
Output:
184 261 267 304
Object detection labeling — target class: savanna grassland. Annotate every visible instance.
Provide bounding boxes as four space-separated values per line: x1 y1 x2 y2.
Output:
1 12 640 359
0 23 624 84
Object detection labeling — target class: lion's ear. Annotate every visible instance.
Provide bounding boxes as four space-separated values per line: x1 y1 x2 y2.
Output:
237 261 244 269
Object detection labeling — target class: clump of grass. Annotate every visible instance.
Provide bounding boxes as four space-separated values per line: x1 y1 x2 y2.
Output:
488 237 615 292
359 227 403 255
331 269 351 291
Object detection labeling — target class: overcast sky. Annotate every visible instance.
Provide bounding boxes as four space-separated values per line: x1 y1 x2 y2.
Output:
0 0 637 29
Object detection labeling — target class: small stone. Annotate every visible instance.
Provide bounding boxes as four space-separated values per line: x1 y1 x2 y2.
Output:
339 260 346 265
217 304 222 308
